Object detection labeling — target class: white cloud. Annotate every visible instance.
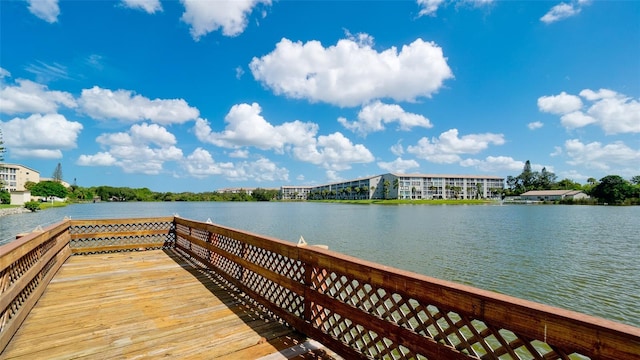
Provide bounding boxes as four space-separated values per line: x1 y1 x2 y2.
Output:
338 101 432 135
26 0 60 23
417 0 493 17
121 0 162 13
541 1 590 24
417 0 445 16
407 128 505 163
559 111 595 129
229 149 249 158
564 139 640 173
378 157 420 173
0 79 76 114
0 68 11 78
79 123 183 175
183 148 288 181
293 132 375 171
180 0 271 40
527 121 544 130
194 103 317 152
1 114 83 158
539 89 640 134
460 156 550 173
78 86 199 124
250 37 453 107
77 152 118 166
391 142 404 156
24 61 70 83
195 102 374 173
537 91 583 115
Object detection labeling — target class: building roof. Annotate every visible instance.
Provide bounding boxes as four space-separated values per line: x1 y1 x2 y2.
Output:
0 163 40 174
521 190 585 196
392 173 504 180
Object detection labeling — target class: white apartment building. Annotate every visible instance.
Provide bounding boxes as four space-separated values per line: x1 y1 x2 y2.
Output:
280 173 504 200
280 186 313 200
0 164 40 192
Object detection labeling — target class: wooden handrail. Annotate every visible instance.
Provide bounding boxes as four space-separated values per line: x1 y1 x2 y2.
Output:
174 217 640 360
0 220 72 352
1 216 638 359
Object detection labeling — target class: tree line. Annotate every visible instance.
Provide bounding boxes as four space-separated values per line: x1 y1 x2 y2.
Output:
506 160 640 205
24 182 281 203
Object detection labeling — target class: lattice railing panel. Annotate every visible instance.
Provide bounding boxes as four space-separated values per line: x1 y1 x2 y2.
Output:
310 266 587 360
69 221 172 235
70 219 175 253
172 217 640 360
245 245 305 283
243 269 304 317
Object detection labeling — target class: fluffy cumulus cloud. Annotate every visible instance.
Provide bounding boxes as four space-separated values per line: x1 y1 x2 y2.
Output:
377 157 420 174
0 67 10 78
338 101 433 135
78 123 182 175
537 91 582 115
180 0 271 39
183 148 288 182
250 36 453 107
195 102 375 173
0 79 76 114
541 0 590 24
538 89 640 134
78 86 199 124
1 114 83 159
194 103 317 152
26 0 60 23
121 0 162 13
564 139 640 174
417 0 494 17
460 156 550 173
407 128 505 163
293 132 375 171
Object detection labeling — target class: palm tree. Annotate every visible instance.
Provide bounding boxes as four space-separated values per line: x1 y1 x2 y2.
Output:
383 180 390 199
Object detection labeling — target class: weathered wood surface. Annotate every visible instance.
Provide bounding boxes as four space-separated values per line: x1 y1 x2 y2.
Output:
1 250 338 359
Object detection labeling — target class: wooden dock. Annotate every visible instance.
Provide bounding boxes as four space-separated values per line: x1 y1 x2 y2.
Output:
1 249 338 359
2 217 639 360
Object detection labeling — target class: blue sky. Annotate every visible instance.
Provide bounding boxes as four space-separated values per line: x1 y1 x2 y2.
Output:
1 0 638 192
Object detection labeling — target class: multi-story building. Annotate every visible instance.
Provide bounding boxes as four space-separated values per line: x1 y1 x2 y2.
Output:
0 164 40 192
280 173 504 200
279 186 313 200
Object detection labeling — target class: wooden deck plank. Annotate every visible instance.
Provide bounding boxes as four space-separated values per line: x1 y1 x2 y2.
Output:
1 250 337 359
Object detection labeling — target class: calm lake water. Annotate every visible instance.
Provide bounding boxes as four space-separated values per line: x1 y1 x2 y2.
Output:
1 202 638 327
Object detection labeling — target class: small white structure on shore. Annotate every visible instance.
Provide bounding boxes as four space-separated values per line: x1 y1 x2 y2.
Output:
10 191 31 206
520 190 589 202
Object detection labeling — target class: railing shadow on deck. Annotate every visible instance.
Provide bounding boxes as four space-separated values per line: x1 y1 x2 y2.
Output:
2 216 639 360
160 247 335 358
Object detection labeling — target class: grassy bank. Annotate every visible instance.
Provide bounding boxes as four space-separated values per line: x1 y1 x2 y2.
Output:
38 201 70 210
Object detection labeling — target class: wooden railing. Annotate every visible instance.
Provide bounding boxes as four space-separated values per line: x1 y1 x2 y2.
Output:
1 216 639 359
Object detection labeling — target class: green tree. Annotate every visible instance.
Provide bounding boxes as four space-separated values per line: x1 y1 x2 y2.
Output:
383 180 390 199
31 181 69 199
535 167 557 190
591 175 633 204
0 190 10 204
556 178 582 190
52 163 63 183
517 160 536 191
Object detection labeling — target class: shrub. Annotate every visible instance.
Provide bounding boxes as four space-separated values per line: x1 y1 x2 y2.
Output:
24 201 40 212
0 190 9 204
